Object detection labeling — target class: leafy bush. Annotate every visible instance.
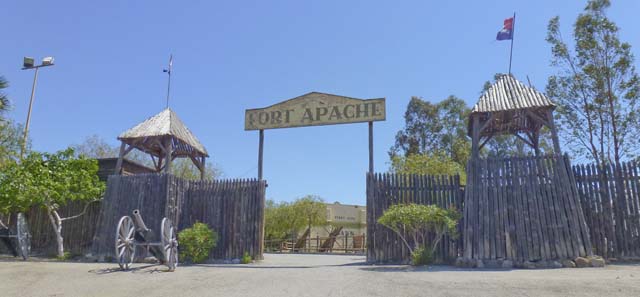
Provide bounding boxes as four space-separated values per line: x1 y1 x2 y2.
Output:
241 251 252 264
56 251 72 261
378 203 460 262
178 222 218 264
411 246 433 266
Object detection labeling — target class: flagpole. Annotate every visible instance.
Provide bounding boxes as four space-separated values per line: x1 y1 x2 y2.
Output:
508 12 515 75
166 54 172 109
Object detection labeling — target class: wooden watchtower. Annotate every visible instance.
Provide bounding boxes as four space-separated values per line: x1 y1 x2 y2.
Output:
463 74 592 264
115 108 209 179
468 74 561 159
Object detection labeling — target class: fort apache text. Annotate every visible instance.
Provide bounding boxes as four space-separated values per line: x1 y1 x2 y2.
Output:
244 92 386 130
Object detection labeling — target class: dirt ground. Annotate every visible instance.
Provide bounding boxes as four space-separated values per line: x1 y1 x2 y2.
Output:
1 253 640 297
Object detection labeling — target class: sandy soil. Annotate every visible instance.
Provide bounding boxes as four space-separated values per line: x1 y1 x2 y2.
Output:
1 254 640 297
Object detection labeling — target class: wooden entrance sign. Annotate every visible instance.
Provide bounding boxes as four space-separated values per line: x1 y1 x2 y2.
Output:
245 92 386 180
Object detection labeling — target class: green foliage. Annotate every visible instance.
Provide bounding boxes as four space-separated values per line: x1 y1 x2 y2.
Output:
0 148 104 213
241 251 252 264
265 199 298 241
377 204 460 255
0 148 105 256
411 246 433 266
0 76 9 116
546 0 640 165
390 96 470 168
390 151 466 184
56 251 72 261
0 121 26 169
264 196 327 242
178 222 218 263
294 195 327 232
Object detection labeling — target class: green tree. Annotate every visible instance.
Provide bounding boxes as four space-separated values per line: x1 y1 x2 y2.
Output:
546 0 640 165
264 199 293 241
293 195 327 237
264 196 327 247
0 148 105 257
0 76 9 116
390 151 466 184
377 204 460 264
0 121 25 170
390 96 470 167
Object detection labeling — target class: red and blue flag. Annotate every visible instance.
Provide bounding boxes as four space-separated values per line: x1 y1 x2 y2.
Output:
496 17 514 40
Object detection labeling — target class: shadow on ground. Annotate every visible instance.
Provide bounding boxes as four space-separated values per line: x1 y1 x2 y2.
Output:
88 264 172 275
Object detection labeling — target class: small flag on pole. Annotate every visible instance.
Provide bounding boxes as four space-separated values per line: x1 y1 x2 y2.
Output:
496 17 514 41
163 54 173 74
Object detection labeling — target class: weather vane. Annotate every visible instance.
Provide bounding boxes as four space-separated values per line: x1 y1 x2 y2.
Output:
163 54 173 108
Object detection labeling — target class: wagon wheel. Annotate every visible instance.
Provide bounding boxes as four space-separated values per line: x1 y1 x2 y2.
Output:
16 213 31 261
115 216 136 270
161 218 178 271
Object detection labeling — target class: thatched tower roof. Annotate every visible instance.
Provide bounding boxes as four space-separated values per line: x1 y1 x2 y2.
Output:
472 74 555 114
468 74 561 157
118 108 208 158
469 75 556 138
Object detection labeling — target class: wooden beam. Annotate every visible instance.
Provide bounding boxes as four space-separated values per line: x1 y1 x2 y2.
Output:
258 130 264 180
369 121 374 174
532 130 541 156
526 110 550 128
479 113 496 134
478 134 494 151
471 115 480 160
156 156 164 172
115 142 127 175
513 133 535 148
164 138 173 173
546 109 562 155
150 155 158 170
200 156 206 180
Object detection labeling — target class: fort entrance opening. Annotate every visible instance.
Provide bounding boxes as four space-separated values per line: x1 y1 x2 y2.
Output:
245 92 386 254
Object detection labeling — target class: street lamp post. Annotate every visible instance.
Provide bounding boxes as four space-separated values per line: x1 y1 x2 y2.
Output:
20 56 54 158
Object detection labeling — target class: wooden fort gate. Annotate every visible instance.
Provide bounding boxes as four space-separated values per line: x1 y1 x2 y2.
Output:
245 92 386 257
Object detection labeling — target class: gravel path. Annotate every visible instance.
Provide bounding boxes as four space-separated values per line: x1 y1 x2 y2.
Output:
2 254 640 297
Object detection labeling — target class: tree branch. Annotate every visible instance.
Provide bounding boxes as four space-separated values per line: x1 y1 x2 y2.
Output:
60 200 99 222
384 225 413 254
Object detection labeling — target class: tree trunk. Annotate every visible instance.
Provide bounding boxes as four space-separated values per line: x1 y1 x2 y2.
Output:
45 205 65 258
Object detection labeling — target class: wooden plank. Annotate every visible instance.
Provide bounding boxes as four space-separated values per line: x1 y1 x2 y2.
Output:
514 157 529 262
591 163 605 256
628 162 640 256
564 155 591 256
532 156 550 260
487 159 496 260
631 162 640 256
524 157 541 260
604 164 620 257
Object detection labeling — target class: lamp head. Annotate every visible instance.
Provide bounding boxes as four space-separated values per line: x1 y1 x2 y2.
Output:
42 57 54 66
23 57 35 68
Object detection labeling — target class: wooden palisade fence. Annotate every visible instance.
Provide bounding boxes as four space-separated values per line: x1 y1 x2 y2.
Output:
24 201 101 256
366 173 464 264
91 174 266 261
463 155 592 263
573 161 640 259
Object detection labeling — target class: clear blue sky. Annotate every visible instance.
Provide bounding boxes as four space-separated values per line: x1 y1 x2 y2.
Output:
1 1 638 205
